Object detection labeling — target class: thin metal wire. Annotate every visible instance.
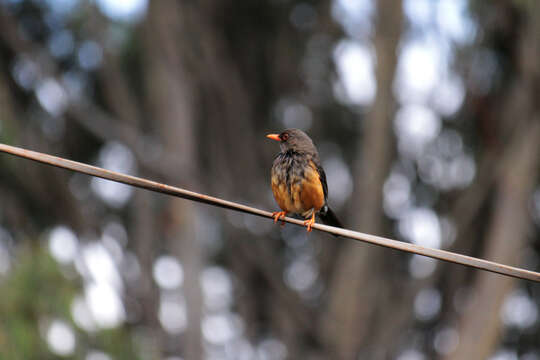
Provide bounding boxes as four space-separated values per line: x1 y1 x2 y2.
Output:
1 142 540 282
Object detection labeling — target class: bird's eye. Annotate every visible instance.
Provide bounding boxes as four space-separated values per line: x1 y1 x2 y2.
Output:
281 133 289 141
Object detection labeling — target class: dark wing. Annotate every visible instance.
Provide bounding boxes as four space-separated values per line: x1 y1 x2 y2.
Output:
314 160 343 232
315 162 328 201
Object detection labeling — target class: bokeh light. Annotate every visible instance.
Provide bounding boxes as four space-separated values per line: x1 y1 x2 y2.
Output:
334 40 375 106
85 282 125 328
91 142 135 208
48 30 75 59
0 227 13 275
46 319 76 356
95 0 147 22
77 41 103 71
489 349 519 360
35 78 69 116
153 255 184 290
397 349 426 360
501 290 538 329
414 288 442 321
434 327 459 355
71 295 98 333
86 350 113 360
399 208 442 249
49 225 78 264
201 266 233 311
256 338 288 360
409 255 437 279
284 254 318 293
159 293 187 334
202 313 244 345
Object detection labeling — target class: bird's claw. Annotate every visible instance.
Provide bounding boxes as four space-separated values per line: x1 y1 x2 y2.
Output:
272 211 287 227
303 215 315 233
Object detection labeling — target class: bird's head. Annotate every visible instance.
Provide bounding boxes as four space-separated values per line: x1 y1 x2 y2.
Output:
266 128 317 154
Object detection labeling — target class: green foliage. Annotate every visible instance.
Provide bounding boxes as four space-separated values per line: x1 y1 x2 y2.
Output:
0 245 73 359
0 245 140 359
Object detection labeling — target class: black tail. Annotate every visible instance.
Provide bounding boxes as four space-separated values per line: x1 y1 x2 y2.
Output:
319 206 343 236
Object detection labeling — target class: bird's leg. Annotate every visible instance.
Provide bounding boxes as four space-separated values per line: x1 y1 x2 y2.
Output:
303 213 316 232
272 211 287 227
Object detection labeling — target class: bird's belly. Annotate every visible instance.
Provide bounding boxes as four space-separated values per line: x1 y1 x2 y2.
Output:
271 162 324 217
298 169 325 214
272 180 302 213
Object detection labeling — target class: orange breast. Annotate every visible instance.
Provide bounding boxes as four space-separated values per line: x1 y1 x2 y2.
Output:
271 160 325 217
272 177 293 212
298 161 325 215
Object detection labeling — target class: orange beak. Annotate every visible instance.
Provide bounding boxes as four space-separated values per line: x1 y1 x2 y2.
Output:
266 133 281 141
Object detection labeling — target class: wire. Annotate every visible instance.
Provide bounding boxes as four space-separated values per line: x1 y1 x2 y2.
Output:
1 142 539 282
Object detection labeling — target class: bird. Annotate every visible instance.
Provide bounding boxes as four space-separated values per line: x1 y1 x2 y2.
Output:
266 128 343 233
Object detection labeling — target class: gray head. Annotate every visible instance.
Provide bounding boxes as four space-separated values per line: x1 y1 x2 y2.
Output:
266 128 318 154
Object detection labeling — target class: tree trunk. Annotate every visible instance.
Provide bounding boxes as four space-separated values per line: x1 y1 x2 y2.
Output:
446 121 540 359
143 2 203 358
321 0 403 358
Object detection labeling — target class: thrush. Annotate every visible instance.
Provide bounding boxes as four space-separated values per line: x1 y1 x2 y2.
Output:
266 128 343 233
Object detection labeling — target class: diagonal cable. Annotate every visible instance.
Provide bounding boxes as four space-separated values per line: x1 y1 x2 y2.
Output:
1 142 539 282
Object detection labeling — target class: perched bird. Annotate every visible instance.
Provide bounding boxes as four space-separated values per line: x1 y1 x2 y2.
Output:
266 129 342 233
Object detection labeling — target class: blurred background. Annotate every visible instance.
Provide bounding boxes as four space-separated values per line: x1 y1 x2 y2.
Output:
0 0 539 359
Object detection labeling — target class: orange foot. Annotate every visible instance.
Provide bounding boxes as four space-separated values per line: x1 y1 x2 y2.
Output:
272 211 287 227
303 213 316 233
